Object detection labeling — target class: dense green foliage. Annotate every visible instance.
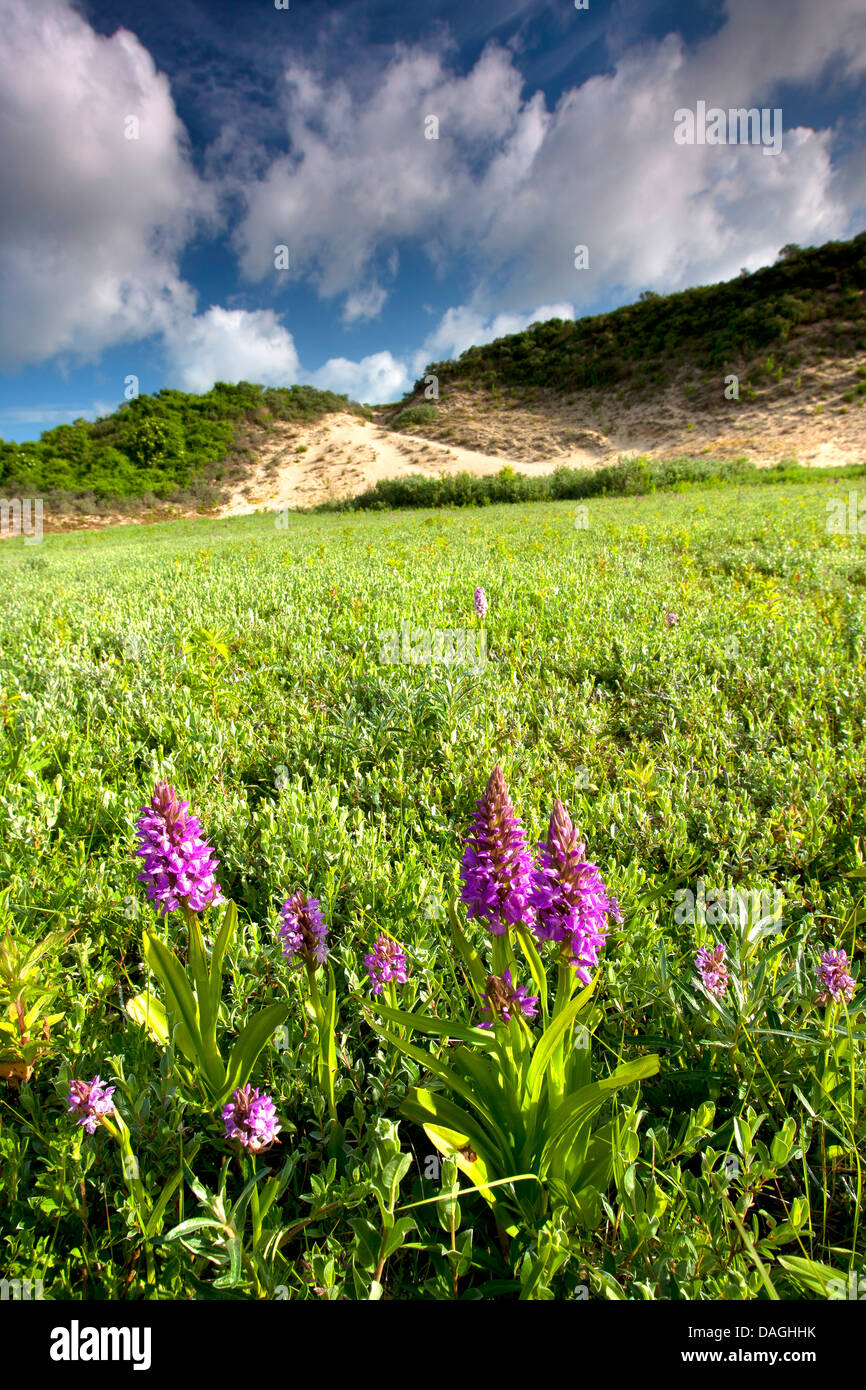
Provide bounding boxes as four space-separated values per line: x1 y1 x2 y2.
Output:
327 455 866 511
391 404 439 430
0 478 863 1299
0 383 363 503
411 231 866 397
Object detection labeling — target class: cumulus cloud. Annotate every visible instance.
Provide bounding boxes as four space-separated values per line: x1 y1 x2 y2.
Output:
342 283 389 324
307 351 409 403
687 0 866 97
0 0 214 370
161 307 300 394
232 43 547 306
232 9 866 322
3 0 866 405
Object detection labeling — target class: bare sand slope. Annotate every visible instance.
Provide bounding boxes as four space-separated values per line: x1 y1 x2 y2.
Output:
219 413 611 516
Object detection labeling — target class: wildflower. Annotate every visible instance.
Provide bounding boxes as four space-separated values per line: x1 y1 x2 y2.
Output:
279 891 329 968
67 1075 116 1134
695 942 730 998
479 969 539 1028
460 766 534 935
364 934 409 995
530 800 621 982
664 610 679 627
474 587 488 619
135 782 225 916
815 949 856 1006
222 1085 281 1153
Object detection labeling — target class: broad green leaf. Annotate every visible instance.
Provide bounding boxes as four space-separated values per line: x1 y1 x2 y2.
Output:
777 1256 848 1298
209 900 238 1015
400 1085 508 1173
142 933 207 1073
542 1055 660 1169
373 1024 511 1153
455 1044 525 1143
162 1217 227 1240
382 1216 416 1260
222 1003 290 1101
368 999 491 1048
525 979 596 1103
448 895 488 996
126 991 169 1047
571 1118 618 1193
186 911 215 1043
422 1121 500 1211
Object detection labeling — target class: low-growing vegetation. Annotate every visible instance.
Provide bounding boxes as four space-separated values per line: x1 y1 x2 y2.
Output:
0 475 863 1300
326 455 866 511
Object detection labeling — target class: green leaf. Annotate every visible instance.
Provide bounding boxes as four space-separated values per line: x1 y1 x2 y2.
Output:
368 999 490 1048
125 991 169 1047
514 925 548 1022
185 910 218 1059
142 932 209 1075
373 1024 511 1153
209 900 238 1014
777 1256 848 1298
163 1217 227 1241
422 1121 501 1214
400 1085 507 1173
146 1150 199 1239
525 979 596 1103
322 967 337 1077
222 1003 290 1102
448 895 488 996
542 1055 659 1169
382 1217 416 1260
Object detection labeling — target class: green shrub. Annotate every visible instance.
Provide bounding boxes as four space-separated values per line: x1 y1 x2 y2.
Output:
392 404 438 429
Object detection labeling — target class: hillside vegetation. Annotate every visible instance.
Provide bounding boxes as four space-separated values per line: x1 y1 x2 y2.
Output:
0 383 366 508
407 233 866 401
3 233 865 518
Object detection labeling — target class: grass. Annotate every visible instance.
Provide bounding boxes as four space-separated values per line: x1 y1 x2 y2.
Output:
0 475 864 1300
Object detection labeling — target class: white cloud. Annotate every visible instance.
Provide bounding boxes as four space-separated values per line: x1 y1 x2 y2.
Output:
3 0 866 403
232 43 545 309
232 14 866 323
0 0 213 370
342 284 388 324
306 351 409 403
687 0 866 97
161 307 300 394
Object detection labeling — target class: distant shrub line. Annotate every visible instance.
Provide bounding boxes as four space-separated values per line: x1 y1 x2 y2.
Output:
321 456 866 512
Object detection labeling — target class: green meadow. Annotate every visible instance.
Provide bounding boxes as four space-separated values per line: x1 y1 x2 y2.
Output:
1 475 864 1300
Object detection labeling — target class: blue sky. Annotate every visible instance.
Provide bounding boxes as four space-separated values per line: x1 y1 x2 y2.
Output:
1 0 865 440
